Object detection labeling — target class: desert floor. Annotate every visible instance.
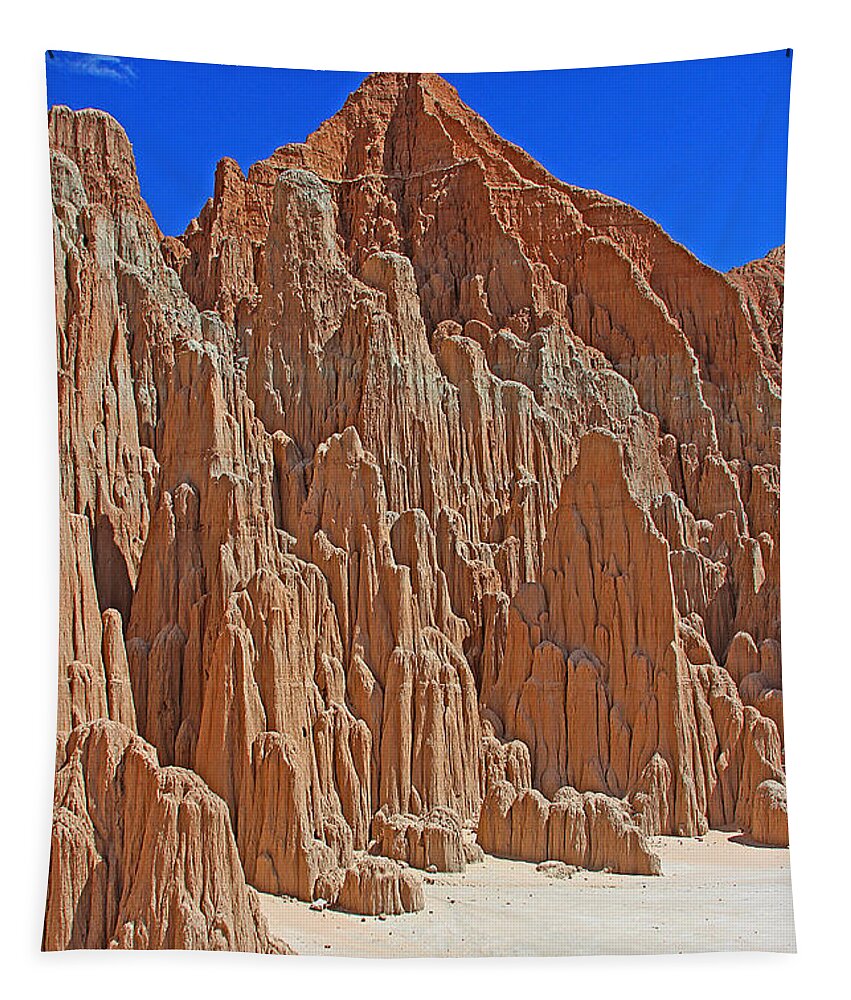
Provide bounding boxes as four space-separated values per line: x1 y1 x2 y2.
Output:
258 830 795 957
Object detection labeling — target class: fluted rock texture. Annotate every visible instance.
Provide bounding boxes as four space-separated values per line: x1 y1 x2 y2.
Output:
478 780 662 876
46 71 788 950
370 807 469 872
44 721 287 952
319 856 425 916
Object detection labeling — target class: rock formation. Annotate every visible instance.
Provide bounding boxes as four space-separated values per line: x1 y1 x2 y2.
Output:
45 71 788 951
478 781 661 876
317 856 425 916
729 246 785 372
370 807 471 872
44 721 287 952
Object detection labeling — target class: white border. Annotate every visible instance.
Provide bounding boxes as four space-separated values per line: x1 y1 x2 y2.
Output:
2 2 849 997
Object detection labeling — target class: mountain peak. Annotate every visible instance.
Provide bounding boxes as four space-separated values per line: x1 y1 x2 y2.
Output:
257 70 546 187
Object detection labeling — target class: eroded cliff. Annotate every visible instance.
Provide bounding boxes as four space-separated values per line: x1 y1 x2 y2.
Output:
45 72 787 951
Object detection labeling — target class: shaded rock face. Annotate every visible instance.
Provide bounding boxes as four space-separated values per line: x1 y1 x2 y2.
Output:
46 71 788 949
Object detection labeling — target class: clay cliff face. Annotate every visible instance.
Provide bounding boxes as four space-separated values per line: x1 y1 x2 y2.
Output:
45 721 287 951
45 72 788 951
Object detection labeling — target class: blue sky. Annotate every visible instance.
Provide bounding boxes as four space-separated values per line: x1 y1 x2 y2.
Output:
45 50 791 272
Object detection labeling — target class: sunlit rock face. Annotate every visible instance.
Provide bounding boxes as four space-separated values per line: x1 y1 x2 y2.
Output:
44 71 787 950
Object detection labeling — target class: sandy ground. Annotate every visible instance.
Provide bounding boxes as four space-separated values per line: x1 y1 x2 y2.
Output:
259 831 795 957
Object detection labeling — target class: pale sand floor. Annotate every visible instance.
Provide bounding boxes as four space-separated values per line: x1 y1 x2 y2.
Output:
258 830 795 957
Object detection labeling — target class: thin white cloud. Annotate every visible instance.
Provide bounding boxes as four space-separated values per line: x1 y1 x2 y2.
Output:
56 53 137 82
